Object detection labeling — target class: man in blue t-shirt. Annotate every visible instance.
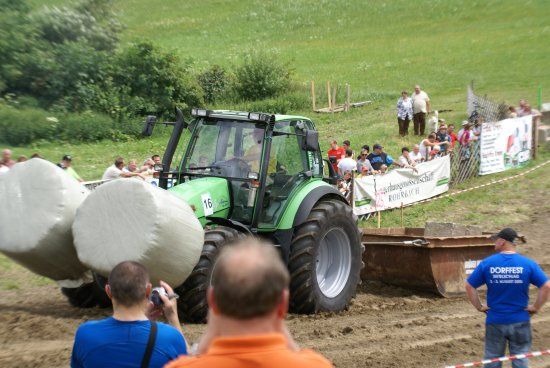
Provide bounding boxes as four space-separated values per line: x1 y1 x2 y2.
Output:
466 228 550 368
71 261 188 368
367 144 394 171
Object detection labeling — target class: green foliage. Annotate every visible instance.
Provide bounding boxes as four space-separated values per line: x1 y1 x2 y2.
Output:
237 92 309 114
112 41 204 118
0 107 56 145
56 111 116 141
233 51 292 101
0 0 37 92
0 106 139 145
197 65 230 103
32 0 121 51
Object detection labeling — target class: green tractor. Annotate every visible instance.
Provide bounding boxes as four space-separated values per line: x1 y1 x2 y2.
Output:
144 108 363 322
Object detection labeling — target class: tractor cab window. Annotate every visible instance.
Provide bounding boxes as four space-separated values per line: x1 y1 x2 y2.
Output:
184 119 262 180
259 121 310 227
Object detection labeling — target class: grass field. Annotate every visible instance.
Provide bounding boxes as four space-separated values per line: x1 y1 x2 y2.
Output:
110 0 548 102
7 1 550 189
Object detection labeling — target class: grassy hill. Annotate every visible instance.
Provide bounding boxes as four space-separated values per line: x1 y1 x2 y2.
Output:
29 0 549 102
10 0 550 184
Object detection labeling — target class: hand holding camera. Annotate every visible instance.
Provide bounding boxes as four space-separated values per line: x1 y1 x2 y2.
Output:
146 280 180 325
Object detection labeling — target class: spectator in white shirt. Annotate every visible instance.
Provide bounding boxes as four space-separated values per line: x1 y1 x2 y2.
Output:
411 85 430 136
103 157 146 181
337 149 357 176
410 144 424 164
397 147 417 169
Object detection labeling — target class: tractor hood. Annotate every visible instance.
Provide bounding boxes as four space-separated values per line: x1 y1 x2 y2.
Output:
168 177 230 225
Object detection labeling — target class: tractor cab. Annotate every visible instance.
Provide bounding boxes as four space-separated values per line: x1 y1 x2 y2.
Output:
156 109 324 231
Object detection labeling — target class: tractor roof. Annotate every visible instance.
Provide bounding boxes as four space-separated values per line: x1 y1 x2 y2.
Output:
201 109 311 122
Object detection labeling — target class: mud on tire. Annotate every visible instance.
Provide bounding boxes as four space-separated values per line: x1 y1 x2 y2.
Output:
288 199 363 314
175 225 244 323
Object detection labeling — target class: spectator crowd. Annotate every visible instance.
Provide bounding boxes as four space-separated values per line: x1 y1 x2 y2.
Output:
0 149 163 185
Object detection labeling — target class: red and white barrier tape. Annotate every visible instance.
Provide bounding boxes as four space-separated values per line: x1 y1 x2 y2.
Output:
445 349 550 368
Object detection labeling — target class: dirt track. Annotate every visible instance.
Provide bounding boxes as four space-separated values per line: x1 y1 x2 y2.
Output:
1 213 549 368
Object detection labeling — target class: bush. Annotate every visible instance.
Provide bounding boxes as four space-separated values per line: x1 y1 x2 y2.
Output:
57 111 115 142
197 65 230 103
113 41 204 118
237 92 310 114
0 106 140 145
0 107 56 145
233 50 292 101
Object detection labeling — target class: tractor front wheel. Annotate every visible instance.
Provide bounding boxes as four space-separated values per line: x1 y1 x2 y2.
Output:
61 272 112 309
175 225 243 323
288 199 363 314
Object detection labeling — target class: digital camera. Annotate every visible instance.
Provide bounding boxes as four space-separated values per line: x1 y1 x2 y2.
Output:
150 286 168 307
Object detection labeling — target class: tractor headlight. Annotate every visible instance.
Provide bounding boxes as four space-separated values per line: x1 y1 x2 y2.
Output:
153 164 163 172
248 112 271 123
248 172 259 180
191 108 210 117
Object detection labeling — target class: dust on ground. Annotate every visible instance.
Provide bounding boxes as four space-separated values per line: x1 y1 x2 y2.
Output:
1 215 549 368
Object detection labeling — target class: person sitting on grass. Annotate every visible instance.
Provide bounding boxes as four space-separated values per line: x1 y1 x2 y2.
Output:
71 261 188 368
397 147 417 170
337 149 357 177
367 144 393 171
428 145 442 160
166 238 333 368
409 144 424 164
435 124 452 155
338 170 353 199
356 149 374 174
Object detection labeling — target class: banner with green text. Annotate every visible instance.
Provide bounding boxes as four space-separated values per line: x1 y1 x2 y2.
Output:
353 155 450 215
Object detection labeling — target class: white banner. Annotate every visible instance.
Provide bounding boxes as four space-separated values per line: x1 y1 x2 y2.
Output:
353 156 450 215
479 116 532 175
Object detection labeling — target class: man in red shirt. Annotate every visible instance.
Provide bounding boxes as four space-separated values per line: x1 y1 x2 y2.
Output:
166 238 333 368
327 140 345 175
448 124 458 148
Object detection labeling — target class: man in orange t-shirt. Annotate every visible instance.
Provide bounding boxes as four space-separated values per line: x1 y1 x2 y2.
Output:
327 140 345 175
165 238 333 368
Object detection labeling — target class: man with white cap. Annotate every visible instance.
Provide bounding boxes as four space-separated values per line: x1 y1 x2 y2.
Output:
465 228 550 368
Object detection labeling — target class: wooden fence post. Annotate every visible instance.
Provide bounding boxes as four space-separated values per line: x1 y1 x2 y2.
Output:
311 80 316 112
326 81 332 112
345 83 350 112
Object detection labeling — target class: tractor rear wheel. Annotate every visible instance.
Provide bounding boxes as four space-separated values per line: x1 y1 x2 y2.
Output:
288 199 363 314
175 225 244 323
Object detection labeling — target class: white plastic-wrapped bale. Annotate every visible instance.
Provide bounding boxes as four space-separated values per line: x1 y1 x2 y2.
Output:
0 158 90 282
73 179 204 286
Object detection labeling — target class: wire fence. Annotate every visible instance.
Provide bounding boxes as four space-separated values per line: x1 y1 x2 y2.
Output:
467 82 509 123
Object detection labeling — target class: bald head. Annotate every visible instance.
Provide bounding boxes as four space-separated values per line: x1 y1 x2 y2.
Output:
211 238 289 320
2 149 12 160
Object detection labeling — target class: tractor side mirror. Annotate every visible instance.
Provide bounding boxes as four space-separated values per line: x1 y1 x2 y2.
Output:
142 115 157 137
303 130 319 152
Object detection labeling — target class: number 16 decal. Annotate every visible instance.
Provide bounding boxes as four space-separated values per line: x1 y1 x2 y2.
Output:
201 193 214 216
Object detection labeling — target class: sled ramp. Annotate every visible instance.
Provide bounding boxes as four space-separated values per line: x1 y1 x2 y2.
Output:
361 226 495 297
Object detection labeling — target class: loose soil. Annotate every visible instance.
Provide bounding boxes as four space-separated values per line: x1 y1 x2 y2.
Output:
1 214 549 368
